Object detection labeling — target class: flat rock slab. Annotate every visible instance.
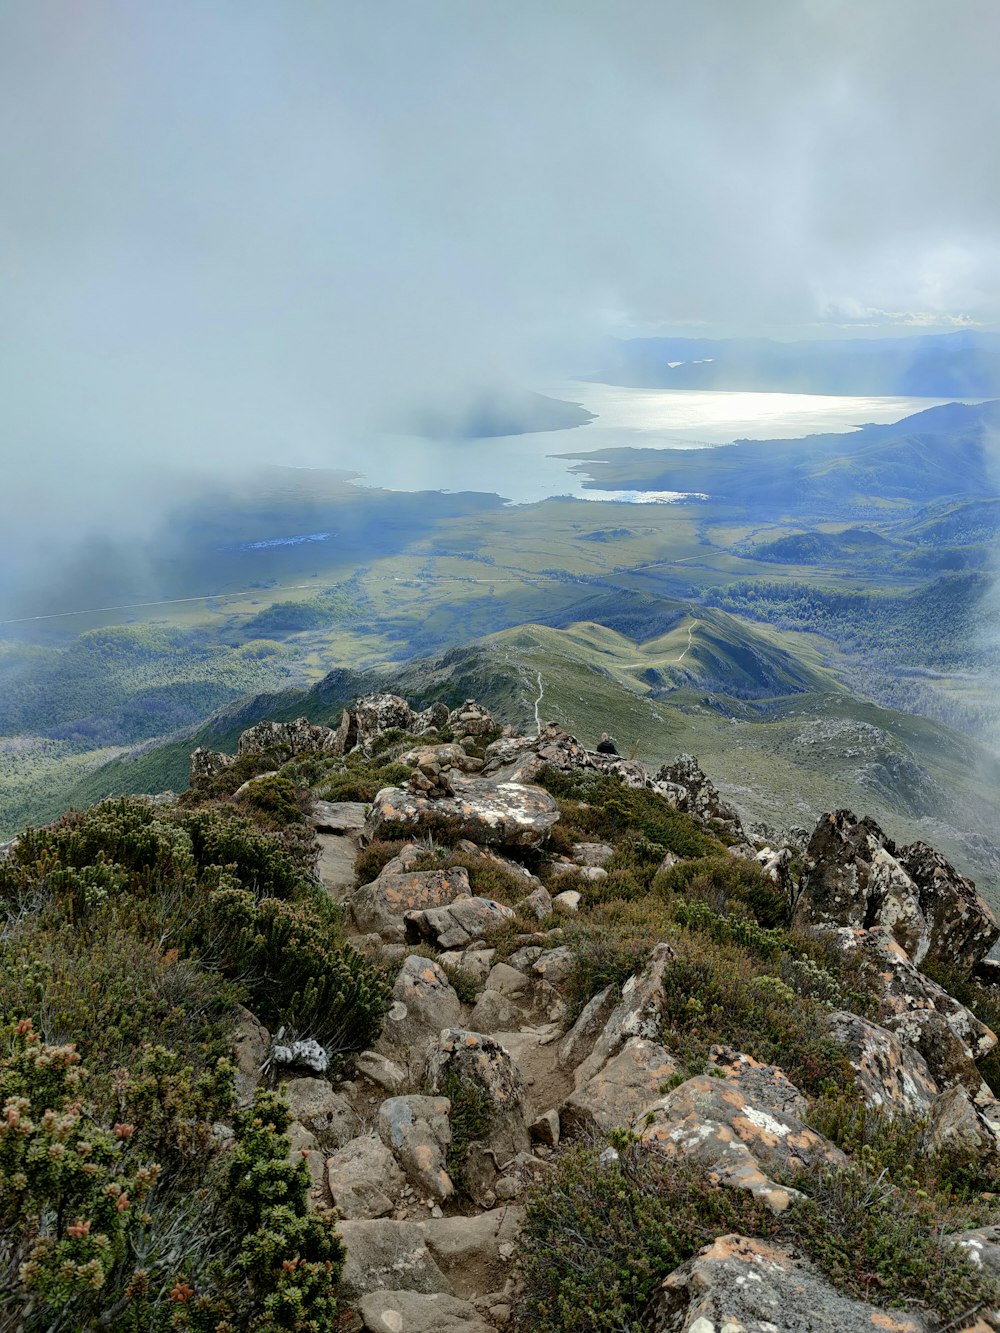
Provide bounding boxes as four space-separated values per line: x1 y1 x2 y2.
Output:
358 1290 493 1333
316 833 357 901
312 799 368 833
352 867 472 941
649 1233 933 1332
416 1207 524 1300
337 1219 452 1302
367 779 559 849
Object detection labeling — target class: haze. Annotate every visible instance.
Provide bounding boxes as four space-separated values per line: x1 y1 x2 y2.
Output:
2 0 1000 596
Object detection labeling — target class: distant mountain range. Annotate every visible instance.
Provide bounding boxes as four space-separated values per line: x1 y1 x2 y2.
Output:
587 329 1000 397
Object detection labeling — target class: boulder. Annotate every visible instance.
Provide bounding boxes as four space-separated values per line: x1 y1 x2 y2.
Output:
337 1219 452 1301
516 886 553 921
351 867 472 942
415 1207 523 1300
558 985 618 1071
448 700 496 739
653 754 741 827
640 1052 845 1214
571 943 675 1093
571 842 615 867
405 895 515 951
647 1233 933 1333
188 746 232 790
952 1225 1000 1286
282 1077 355 1151
367 778 560 849
552 890 582 914
531 945 575 988
560 1036 677 1137
231 1006 269 1106
898 841 999 971
468 989 525 1034
378 1095 453 1201
357 1290 493 1333
356 1050 408 1094
378 957 464 1074
311 799 368 833
236 717 339 759
355 693 416 748
926 1084 1000 1163
826 1010 939 1116
326 1134 406 1219
424 1029 533 1159
287 1121 327 1197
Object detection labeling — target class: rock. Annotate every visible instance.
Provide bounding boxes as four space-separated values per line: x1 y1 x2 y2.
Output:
550 861 608 885
287 1121 327 1197
656 851 681 875
439 947 496 984
282 1077 355 1151
640 1053 845 1214
337 1219 452 1301
898 841 999 971
552 890 582 914
355 694 416 748
357 1290 493 1333
572 943 675 1093
424 1030 533 1158
416 1208 524 1300
405 895 515 951
188 746 232 790
271 1037 329 1075
825 927 997 1094
484 962 530 997
530 946 574 988
826 1010 938 1116
333 706 360 755
952 1225 1000 1285
795 812 999 971
237 717 339 759
378 1095 454 1201
351 867 472 942
367 778 560 849
469 989 525 1034
926 1084 1000 1163
448 700 496 739
755 845 793 894
378 957 464 1074
561 1037 677 1137
326 1134 406 1219
316 831 358 900
647 1233 933 1333
311 799 368 833
504 945 544 974
529 1109 560 1147
231 771 280 800
558 985 618 1070
653 754 741 827
413 701 451 735
231 1006 269 1106
571 842 615 867
356 1050 408 1094
516 887 552 921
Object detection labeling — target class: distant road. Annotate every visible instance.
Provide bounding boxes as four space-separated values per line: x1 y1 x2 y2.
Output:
0 583 322 626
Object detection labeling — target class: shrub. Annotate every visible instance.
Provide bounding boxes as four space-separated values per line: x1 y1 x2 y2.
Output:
516 1143 775 1332
354 839 407 883
236 775 305 826
441 1070 493 1195
654 854 788 927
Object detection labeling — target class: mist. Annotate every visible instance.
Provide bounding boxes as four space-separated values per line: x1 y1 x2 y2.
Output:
3 0 1000 609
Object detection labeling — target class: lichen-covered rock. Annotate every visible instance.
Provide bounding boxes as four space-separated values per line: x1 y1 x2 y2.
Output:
826 927 997 1095
926 1084 1000 1163
311 799 368 833
571 842 615 867
647 1233 933 1332
367 778 560 849
468 988 525 1034
639 1052 845 1214
560 1037 677 1137
378 1095 454 1201
404 895 515 951
236 716 340 759
231 1006 269 1106
376 956 464 1076
188 746 232 790
448 700 496 739
351 867 472 942
795 812 999 971
355 693 416 748
653 754 741 827
326 1133 406 1219
424 1029 532 1158
337 1219 452 1301
571 943 676 1093
415 1207 524 1300
826 1010 939 1116
516 886 552 921
558 985 618 1071
898 841 999 971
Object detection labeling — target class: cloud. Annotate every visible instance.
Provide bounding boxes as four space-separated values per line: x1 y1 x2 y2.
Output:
2 0 1000 599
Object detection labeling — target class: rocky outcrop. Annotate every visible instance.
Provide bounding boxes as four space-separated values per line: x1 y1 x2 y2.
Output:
352 867 473 942
424 1029 533 1159
795 810 998 969
237 717 341 759
647 1233 935 1332
188 746 233 790
654 753 743 829
826 1010 938 1116
367 778 560 848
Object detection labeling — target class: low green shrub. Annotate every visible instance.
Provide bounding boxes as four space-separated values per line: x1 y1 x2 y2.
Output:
516 1143 775 1332
315 755 410 803
354 838 407 883
441 1070 493 1196
654 854 788 927
235 775 305 826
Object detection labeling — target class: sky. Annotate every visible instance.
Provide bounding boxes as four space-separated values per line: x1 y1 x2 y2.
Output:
2 0 1000 587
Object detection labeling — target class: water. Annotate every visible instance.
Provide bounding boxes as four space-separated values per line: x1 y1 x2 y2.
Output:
351 382 973 505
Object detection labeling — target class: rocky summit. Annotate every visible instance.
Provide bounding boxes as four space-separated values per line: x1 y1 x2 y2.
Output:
4 689 1000 1332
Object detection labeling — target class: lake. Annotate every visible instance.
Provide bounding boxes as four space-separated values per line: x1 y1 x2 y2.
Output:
351 382 972 505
